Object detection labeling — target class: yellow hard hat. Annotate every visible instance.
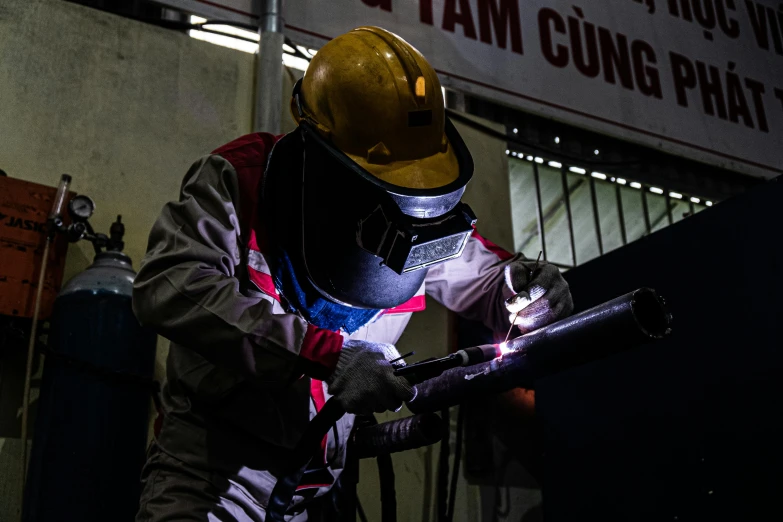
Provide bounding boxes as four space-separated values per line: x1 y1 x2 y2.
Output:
290 26 459 190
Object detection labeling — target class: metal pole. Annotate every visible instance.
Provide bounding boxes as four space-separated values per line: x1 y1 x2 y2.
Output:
561 168 577 267
589 177 603 256
664 191 673 225
641 186 652 235
615 184 627 245
255 0 284 133
533 163 547 261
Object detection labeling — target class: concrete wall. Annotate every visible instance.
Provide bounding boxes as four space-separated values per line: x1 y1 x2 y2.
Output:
0 1 525 520
0 0 257 518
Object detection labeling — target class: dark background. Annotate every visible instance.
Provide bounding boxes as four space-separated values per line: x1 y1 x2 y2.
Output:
536 176 783 521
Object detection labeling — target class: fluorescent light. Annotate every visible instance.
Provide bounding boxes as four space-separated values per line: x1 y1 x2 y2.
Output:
650 187 664 194
706 201 713 206
188 29 258 53
526 155 533 161
505 149 510 155
569 167 586 174
554 136 560 144
594 149 600 155
669 192 683 199
296 45 313 57
630 182 642 189
308 48 318 55
513 128 518 134
548 161 562 168
690 197 700 204
591 172 607 180
442 86 446 105
282 53 310 71
511 152 518 157
610 177 616 182
534 157 544 164
617 178 627 185
283 43 296 53
191 15 207 24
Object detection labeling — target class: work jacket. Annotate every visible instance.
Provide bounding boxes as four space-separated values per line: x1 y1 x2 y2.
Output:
132 132 519 519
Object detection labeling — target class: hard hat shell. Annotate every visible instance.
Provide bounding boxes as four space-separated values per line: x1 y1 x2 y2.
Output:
291 26 459 190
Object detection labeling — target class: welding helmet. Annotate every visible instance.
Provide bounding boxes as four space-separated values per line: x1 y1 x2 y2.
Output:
283 26 476 309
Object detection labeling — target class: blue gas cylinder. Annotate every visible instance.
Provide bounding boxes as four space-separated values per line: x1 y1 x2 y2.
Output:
23 251 157 522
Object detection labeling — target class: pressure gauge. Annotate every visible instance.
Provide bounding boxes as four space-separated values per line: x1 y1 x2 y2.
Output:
68 195 96 221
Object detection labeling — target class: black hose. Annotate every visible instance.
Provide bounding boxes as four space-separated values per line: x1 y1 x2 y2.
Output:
351 414 444 459
377 452 397 522
408 288 671 414
437 408 450 522
446 406 465 521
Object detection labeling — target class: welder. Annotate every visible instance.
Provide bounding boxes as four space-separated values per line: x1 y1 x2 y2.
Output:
132 26 573 521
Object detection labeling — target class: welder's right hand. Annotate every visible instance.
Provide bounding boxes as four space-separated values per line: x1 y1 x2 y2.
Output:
326 340 415 415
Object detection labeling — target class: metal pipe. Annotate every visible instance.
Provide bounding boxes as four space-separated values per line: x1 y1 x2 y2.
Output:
351 414 444 459
641 186 652 235
407 288 672 414
615 184 627 245
20 174 71 515
589 176 603 255
533 162 547 261
561 167 577 266
254 0 284 133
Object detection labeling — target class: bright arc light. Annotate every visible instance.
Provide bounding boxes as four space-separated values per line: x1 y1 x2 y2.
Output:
650 187 664 194
534 157 544 164
591 172 607 180
569 166 587 174
690 197 701 204
188 29 258 54
548 161 562 168
499 342 513 355
630 182 642 189
554 136 560 144
706 201 713 206
282 53 310 71
669 192 683 199
617 178 627 185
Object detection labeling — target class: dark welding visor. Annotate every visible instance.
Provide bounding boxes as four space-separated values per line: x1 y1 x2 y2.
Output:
298 118 475 275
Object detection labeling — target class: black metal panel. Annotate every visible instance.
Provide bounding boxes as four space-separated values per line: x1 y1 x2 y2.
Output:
539 177 783 522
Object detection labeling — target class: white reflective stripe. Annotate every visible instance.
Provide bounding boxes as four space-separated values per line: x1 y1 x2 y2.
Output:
247 249 271 275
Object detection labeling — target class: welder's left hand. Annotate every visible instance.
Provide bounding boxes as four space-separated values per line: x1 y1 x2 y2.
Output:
504 259 573 334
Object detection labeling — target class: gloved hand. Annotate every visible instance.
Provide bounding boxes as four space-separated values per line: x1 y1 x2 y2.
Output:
504 259 573 334
326 340 415 415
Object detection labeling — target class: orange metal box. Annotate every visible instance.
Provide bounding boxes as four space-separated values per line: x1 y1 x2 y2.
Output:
0 176 71 319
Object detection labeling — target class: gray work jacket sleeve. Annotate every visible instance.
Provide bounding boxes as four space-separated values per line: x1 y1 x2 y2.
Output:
425 233 521 337
132 155 314 385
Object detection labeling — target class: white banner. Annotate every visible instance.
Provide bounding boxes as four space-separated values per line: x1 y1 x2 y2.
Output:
156 0 783 179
